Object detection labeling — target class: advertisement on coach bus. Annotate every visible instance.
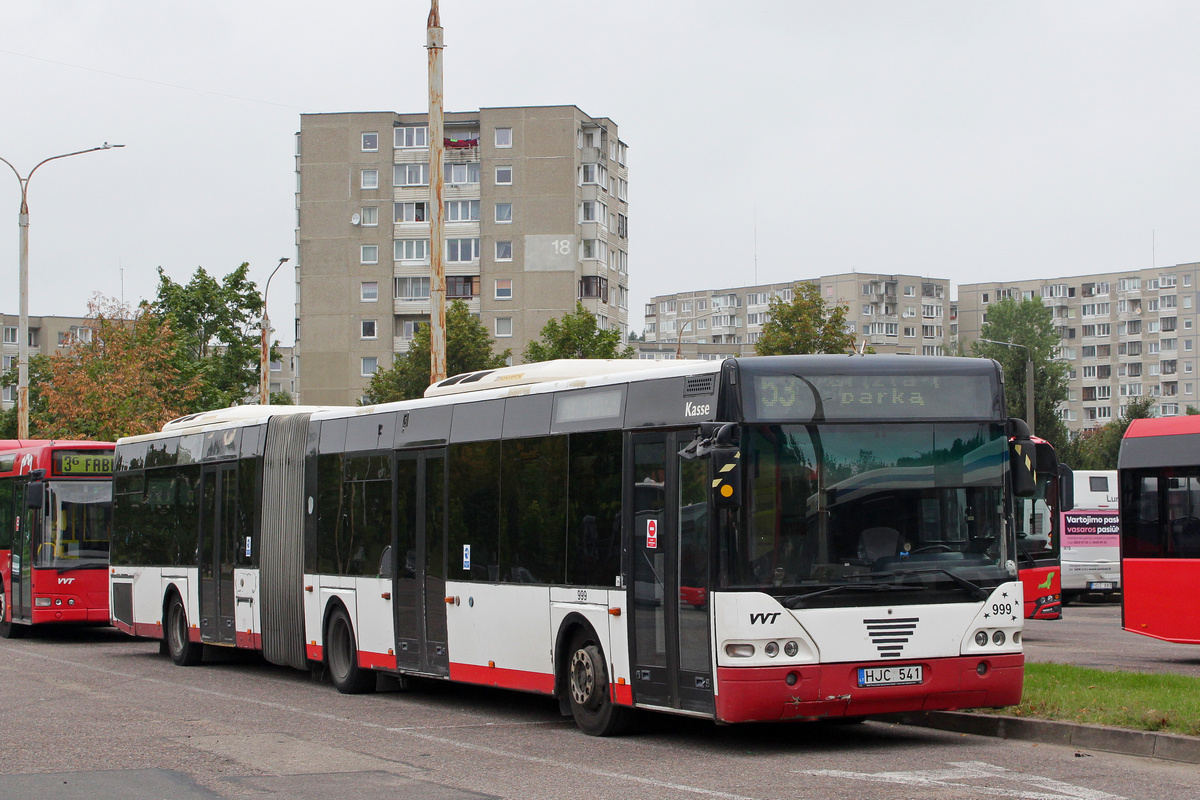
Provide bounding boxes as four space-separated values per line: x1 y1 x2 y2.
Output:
1061 470 1120 602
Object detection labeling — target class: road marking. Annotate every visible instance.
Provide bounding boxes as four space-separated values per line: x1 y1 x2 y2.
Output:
799 760 1129 800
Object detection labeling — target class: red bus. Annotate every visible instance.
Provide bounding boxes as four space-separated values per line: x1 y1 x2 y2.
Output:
1118 415 1200 644
1014 437 1070 621
0 439 114 637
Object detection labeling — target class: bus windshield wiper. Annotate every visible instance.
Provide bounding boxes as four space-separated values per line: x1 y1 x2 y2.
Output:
892 568 990 601
782 581 924 609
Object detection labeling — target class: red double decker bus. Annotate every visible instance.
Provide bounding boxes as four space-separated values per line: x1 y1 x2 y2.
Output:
0 439 114 637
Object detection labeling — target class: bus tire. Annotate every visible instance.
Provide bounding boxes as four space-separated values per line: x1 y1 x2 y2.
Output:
566 630 631 736
165 593 202 666
0 594 24 639
325 605 374 694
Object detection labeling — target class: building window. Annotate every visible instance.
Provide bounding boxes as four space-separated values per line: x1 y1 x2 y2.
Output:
495 127 512 148
361 169 379 189
445 162 480 184
361 356 378 376
360 245 378 264
495 279 513 300
581 239 607 260
395 239 430 262
360 206 378 227
447 238 480 262
445 199 480 222
580 276 610 302
394 163 429 186
2 326 15 344
395 202 428 223
361 132 378 151
496 317 513 337
581 200 603 222
361 320 377 339
495 203 512 223
447 276 480 299
495 240 513 261
400 320 424 340
395 126 428 148
394 277 430 300
617 214 628 239
495 166 512 185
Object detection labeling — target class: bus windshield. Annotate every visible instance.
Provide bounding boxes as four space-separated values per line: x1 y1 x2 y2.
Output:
726 422 1011 603
39 481 112 570
1015 471 1059 565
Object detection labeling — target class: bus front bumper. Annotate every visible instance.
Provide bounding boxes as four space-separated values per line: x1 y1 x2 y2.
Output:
714 653 1024 723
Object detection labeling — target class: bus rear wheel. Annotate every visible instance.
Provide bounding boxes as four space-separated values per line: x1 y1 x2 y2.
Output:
566 631 631 736
166 594 202 666
326 606 374 694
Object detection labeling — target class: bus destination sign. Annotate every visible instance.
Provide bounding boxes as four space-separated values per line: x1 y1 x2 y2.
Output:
751 373 994 421
52 451 115 477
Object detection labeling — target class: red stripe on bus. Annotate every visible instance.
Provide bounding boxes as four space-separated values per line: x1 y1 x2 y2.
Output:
449 662 556 694
359 649 397 671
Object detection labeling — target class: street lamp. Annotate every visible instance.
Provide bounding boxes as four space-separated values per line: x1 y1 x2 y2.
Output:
978 338 1036 435
260 257 290 405
0 143 124 439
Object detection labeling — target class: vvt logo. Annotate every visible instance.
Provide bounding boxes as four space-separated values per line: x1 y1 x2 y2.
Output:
749 612 780 625
58 578 75 585
684 402 710 417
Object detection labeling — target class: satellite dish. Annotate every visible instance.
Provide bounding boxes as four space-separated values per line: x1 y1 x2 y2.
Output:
351 213 361 225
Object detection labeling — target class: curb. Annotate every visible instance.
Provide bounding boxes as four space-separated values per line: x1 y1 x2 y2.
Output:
876 711 1200 764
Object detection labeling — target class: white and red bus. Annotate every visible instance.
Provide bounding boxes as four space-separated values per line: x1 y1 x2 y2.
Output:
110 356 1035 734
1118 416 1200 644
1014 438 1070 620
1 439 114 637
1060 470 1120 603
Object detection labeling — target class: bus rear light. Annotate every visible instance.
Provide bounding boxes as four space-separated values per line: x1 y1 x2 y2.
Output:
35 598 52 607
725 643 755 658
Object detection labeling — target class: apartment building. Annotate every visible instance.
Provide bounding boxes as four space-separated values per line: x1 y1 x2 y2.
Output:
641 272 952 358
1 314 91 409
957 261 1200 431
295 106 630 405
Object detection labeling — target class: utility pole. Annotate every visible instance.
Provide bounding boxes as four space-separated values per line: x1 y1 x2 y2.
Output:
427 0 447 385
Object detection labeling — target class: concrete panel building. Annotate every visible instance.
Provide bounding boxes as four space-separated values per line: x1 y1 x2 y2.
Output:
296 106 630 405
641 272 952 359
957 262 1200 432
1 314 90 410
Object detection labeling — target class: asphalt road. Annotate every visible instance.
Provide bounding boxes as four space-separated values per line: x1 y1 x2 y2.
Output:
1024 598 1200 677
1 621 1198 800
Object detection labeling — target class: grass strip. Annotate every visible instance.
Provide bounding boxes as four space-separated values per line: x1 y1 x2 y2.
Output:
985 662 1200 737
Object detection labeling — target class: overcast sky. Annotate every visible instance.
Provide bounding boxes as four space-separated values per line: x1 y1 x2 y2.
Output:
3 1 1199 343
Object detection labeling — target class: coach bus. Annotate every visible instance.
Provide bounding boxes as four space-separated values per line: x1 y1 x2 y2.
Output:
1014 438 1070 620
109 355 1035 734
1060 470 1120 604
1118 416 1200 644
1 439 114 637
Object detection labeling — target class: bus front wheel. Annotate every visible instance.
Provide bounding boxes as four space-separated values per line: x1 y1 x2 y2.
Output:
325 606 375 694
0 594 24 639
566 630 631 736
166 594 202 666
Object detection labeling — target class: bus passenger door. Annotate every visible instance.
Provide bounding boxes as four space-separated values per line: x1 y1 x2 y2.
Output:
199 464 238 644
392 450 448 676
629 431 714 715
12 480 35 624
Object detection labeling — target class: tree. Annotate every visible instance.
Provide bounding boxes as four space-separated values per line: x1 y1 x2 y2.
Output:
0 354 52 438
970 297 1071 452
30 296 202 441
755 282 858 356
363 300 511 403
523 303 635 362
151 263 268 410
1059 396 1155 470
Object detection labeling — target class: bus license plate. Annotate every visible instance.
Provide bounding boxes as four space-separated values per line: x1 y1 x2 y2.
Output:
858 665 923 687
1088 581 1114 590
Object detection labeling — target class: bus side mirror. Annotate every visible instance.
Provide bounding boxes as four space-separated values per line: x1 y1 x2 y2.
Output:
1009 437 1036 498
711 448 742 509
25 481 44 510
1058 464 1075 512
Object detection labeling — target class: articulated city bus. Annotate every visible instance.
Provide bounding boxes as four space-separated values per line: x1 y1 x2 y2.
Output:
1118 416 1200 644
1061 470 1120 604
1014 438 1070 620
110 356 1035 734
1 439 114 637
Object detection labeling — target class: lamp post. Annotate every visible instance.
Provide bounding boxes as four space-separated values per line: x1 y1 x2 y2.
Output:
0 143 124 439
260 257 289 405
979 338 1036 435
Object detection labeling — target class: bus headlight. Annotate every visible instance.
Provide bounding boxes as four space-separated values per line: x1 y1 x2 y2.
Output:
35 597 52 608
992 630 1006 646
725 643 755 658
784 641 799 657
975 630 989 647
764 641 779 658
